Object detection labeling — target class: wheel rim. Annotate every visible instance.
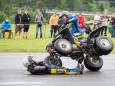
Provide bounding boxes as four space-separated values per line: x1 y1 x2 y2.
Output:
100 39 110 47
58 41 71 51
89 57 100 65
49 57 60 65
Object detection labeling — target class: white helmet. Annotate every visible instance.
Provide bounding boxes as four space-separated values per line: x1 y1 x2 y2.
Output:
22 56 33 68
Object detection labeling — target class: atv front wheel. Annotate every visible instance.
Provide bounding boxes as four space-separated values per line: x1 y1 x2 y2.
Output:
44 55 62 67
54 39 72 55
84 55 103 71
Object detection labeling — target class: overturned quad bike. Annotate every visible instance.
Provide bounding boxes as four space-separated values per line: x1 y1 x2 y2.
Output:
44 23 114 71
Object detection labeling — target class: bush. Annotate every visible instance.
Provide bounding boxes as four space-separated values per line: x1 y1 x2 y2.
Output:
85 16 94 21
43 18 47 25
0 11 7 23
28 11 36 24
9 15 15 24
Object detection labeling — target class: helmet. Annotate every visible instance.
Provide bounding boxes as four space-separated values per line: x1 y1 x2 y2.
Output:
59 11 68 19
22 56 33 68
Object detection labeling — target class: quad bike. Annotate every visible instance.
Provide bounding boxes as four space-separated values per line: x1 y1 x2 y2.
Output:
44 23 114 71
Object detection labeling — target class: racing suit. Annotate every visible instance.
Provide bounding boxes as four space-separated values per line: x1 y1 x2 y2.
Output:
67 16 84 37
28 61 82 75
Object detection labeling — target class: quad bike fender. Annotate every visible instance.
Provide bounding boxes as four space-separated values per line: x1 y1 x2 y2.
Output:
46 42 52 50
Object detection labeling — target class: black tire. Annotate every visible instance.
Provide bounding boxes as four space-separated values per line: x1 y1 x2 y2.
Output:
84 56 103 71
95 36 114 55
54 39 72 55
44 55 62 67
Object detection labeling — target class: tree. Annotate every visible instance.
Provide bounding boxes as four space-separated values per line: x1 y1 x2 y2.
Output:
74 0 84 11
67 0 74 11
59 0 69 10
0 0 115 23
0 11 7 23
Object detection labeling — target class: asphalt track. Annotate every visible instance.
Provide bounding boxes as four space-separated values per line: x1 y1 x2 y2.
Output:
0 53 115 86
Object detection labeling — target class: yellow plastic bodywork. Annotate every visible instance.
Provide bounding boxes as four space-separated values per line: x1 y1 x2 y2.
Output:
50 68 80 75
66 71 80 75
74 39 81 47
74 33 84 47
51 68 65 74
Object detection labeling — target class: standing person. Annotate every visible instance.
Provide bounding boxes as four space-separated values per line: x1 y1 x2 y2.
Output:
93 12 101 29
78 13 85 29
15 9 23 39
1 18 12 39
22 9 31 39
111 13 115 37
35 11 43 38
49 13 59 38
101 12 109 36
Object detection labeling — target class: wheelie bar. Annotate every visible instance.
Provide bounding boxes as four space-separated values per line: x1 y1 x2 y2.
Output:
50 68 81 75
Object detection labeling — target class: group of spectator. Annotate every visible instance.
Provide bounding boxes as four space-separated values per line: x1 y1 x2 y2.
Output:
0 9 115 39
0 9 43 39
15 9 31 39
49 11 115 38
93 12 115 37
0 9 31 39
49 12 85 38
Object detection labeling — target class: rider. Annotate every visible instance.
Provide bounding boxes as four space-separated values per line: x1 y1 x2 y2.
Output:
59 12 84 37
23 56 83 74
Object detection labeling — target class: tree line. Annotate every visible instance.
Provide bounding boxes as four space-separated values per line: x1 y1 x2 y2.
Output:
0 0 115 23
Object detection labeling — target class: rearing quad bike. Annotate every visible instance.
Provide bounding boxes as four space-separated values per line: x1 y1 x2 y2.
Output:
44 23 114 71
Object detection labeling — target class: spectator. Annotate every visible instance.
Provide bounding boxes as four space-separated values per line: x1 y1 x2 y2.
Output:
0 25 2 39
111 13 115 37
49 13 59 38
35 11 43 38
22 9 31 39
93 12 101 29
101 12 109 36
49 17 64 38
78 13 85 29
15 9 23 39
1 18 12 39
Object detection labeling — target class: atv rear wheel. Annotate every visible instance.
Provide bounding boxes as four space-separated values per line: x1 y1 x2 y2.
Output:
44 55 62 67
95 36 114 55
84 55 103 71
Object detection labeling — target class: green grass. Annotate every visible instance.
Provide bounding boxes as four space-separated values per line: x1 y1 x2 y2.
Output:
0 25 115 53
0 25 52 52
110 38 115 53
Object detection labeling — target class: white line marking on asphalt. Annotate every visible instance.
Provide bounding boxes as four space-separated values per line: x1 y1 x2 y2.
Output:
0 82 42 85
